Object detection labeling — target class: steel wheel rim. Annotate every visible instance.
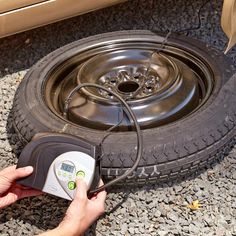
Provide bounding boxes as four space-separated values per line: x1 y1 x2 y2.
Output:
44 39 214 131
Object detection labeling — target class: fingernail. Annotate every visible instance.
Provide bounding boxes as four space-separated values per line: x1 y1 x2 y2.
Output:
24 166 33 173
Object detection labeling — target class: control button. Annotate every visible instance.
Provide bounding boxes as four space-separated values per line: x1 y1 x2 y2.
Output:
68 181 76 190
76 170 85 178
58 171 61 176
63 172 67 177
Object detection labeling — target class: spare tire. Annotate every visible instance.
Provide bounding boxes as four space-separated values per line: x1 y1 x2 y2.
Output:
12 30 236 184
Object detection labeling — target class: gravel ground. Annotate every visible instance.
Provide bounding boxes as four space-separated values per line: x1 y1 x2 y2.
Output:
0 0 236 235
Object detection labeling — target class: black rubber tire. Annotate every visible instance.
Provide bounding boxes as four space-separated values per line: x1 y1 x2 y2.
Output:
12 30 236 185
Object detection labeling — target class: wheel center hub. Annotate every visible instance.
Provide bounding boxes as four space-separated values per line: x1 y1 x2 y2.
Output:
118 81 139 94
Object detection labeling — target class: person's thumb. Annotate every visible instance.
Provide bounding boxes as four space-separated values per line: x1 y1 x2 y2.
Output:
7 166 33 182
73 177 88 202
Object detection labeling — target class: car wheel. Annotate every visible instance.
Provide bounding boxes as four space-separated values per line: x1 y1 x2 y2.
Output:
12 30 236 184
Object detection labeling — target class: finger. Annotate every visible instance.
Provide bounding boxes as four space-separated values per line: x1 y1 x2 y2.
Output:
16 185 41 191
0 188 42 208
14 184 43 193
90 193 98 201
0 193 17 209
74 178 88 201
19 189 43 199
5 166 34 182
96 179 107 201
96 188 107 203
98 179 104 187
90 179 106 201
16 185 33 190
0 165 17 175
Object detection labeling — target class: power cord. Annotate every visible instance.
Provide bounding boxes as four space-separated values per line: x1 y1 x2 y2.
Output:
148 0 210 80
63 83 143 194
176 0 209 34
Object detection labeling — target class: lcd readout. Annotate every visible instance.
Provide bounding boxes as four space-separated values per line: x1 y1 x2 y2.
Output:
61 163 74 173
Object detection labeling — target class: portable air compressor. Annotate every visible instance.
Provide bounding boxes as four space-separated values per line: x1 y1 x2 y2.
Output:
17 132 102 200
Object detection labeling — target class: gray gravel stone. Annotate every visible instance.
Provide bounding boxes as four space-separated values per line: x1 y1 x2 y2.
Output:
154 210 162 218
173 185 183 193
166 212 178 222
158 231 168 236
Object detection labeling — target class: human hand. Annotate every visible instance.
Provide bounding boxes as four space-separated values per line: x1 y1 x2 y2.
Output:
40 178 107 236
0 165 42 209
59 178 107 236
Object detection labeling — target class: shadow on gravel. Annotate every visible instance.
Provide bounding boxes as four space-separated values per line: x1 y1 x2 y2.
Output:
0 195 68 232
0 187 130 235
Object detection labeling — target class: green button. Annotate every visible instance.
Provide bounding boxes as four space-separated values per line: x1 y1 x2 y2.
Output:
63 172 67 177
68 181 76 190
76 170 85 178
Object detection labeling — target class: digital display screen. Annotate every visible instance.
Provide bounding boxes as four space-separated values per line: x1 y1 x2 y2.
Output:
61 163 74 173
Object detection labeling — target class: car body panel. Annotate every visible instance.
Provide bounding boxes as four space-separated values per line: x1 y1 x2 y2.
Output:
0 0 125 38
0 0 47 13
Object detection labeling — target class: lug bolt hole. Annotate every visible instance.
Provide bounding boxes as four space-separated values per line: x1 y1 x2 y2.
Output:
110 77 117 84
146 86 153 90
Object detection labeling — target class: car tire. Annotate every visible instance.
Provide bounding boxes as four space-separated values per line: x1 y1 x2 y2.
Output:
12 30 236 185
